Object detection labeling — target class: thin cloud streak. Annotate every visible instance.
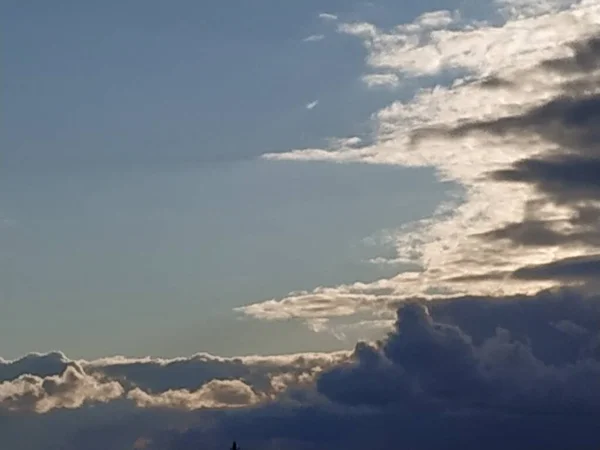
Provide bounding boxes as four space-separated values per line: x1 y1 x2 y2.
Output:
318 13 338 21
306 100 319 110
303 34 325 42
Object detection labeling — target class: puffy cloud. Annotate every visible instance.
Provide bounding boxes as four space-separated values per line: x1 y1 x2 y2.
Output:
4 294 600 447
127 379 260 410
165 289 600 449
319 293 600 413
0 349 348 415
0 363 123 413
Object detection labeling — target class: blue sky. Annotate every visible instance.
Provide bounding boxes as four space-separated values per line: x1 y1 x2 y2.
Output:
1 0 458 359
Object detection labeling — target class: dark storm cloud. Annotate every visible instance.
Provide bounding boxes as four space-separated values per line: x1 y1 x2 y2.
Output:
319 300 600 413
425 289 600 364
166 291 600 450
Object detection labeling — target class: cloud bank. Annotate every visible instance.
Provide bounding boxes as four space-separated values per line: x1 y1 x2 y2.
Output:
160 291 600 449
5 289 600 449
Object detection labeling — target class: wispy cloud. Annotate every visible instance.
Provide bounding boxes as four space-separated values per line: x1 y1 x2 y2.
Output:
318 12 338 21
303 34 325 42
306 100 319 110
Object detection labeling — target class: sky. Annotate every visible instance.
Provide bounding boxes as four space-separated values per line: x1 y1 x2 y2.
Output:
2 0 456 360
3 0 600 449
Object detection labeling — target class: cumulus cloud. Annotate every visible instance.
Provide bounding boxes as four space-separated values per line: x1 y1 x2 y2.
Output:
0 349 347 415
6 286 600 449
127 379 260 410
163 289 600 449
0 363 123 413
319 293 600 413
10 290 596 448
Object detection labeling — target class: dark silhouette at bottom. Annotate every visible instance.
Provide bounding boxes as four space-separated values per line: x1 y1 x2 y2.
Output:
231 442 240 450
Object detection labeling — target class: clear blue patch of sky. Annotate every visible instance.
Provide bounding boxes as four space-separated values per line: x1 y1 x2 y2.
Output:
0 162 454 358
2 0 495 169
1 0 490 358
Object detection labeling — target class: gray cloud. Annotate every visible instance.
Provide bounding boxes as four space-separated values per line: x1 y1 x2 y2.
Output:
514 254 600 282
0 351 70 383
0 350 346 415
541 35 600 75
3 289 600 449
86 352 346 395
415 33 600 277
165 290 600 449
319 298 600 413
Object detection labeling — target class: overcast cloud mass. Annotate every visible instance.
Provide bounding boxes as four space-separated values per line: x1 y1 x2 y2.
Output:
4 0 600 448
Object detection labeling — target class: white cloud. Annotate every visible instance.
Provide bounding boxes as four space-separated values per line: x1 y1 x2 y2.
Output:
362 73 401 88
415 10 457 28
338 22 378 39
306 100 319 110
128 379 260 410
342 5 598 78
303 34 325 42
319 13 338 21
306 318 396 341
0 363 123 413
243 0 600 323
87 350 349 372
0 351 350 413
